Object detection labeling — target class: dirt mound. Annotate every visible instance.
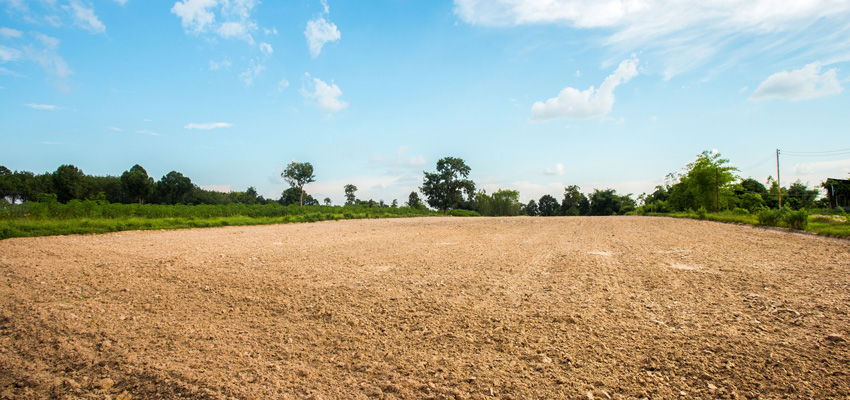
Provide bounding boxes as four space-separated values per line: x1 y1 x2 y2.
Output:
1 217 848 399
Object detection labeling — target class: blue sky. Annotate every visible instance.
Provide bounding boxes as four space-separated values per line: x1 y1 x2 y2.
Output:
2 0 849 204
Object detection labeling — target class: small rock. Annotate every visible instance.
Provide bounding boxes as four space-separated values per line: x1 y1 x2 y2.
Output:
96 378 115 390
825 334 844 343
541 356 553 364
680 391 687 396
708 383 718 391
64 379 80 389
116 391 132 400
586 391 594 400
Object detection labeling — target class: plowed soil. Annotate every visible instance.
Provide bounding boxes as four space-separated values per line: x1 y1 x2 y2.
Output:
1 216 849 399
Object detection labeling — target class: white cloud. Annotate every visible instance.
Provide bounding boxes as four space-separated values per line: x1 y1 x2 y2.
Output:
238 63 264 85
0 45 22 62
750 62 843 101
114 0 128 5
209 58 231 70
171 0 217 33
171 0 260 43
0 27 22 38
305 17 340 58
277 77 289 92
108 126 123 131
792 159 850 177
65 0 106 34
542 163 565 175
454 0 850 77
136 129 161 136
370 146 427 169
25 33 72 79
263 27 278 35
301 73 348 112
25 103 60 110
531 57 638 121
184 122 233 130
259 41 272 55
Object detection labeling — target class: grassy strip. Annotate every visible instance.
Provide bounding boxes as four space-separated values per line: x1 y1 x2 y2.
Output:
0 211 432 240
648 211 850 239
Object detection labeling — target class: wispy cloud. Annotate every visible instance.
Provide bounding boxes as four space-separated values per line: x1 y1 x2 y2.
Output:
209 58 231 70
25 103 60 110
259 41 272 55
108 126 123 131
40 141 63 145
370 146 426 169
136 129 161 136
64 0 106 34
751 62 843 101
239 63 265 86
184 122 233 130
300 73 348 112
454 0 850 78
531 57 638 121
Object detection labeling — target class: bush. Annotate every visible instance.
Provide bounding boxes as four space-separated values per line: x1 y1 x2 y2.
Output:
783 209 809 230
696 206 707 219
758 209 782 226
447 209 481 217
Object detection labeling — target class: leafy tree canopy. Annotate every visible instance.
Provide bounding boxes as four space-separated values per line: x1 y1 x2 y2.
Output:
420 157 475 214
282 161 316 206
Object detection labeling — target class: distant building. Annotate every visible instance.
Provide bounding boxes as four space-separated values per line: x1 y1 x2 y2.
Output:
824 178 850 210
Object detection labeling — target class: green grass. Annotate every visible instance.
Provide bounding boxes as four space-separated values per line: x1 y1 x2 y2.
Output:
0 202 438 239
647 209 850 239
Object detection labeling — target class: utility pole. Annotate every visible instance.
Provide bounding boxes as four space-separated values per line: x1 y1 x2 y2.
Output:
776 149 781 209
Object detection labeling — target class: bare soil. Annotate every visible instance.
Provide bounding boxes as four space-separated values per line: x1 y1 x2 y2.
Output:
1 216 848 399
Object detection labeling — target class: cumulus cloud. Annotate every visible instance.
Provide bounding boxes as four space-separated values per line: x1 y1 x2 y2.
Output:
301 73 348 112
531 57 638 121
184 122 233 130
0 27 23 38
171 0 260 44
750 63 843 101
305 17 340 58
65 0 106 34
25 103 60 110
542 163 565 175
454 0 850 77
171 0 217 33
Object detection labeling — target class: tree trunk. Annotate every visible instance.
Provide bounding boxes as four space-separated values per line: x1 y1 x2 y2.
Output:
299 186 304 206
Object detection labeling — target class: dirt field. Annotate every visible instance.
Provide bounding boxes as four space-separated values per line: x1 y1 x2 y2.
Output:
1 216 848 400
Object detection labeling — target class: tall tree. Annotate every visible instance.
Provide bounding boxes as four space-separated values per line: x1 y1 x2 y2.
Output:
53 164 86 203
344 184 358 205
120 165 154 205
155 171 194 204
420 157 475 215
522 199 539 216
407 191 423 209
588 188 623 216
561 185 589 216
678 150 739 211
491 189 521 216
538 194 559 216
282 161 316 206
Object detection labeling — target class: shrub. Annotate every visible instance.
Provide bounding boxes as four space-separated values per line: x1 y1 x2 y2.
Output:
758 209 782 226
783 209 809 230
696 206 707 219
447 209 481 217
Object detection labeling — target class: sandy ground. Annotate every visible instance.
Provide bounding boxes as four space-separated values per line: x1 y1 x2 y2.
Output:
1 216 848 400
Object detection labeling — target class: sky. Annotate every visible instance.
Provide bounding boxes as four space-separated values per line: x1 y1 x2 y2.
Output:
1 0 849 205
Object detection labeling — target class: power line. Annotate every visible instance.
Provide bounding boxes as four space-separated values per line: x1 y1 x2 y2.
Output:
739 153 776 171
782 147 850 157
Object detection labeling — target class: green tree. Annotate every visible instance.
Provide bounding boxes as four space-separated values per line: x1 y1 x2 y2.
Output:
561 185 589 216
420 157 476 215
120 164 154 205
53 164 86 203
786 180 818 210
280 187 317 206
155 171 193 204
680 151 738 211
324 197 332 206
538 194 559 216
589 188 623 216
407 191 424 209
344 184 358 205
491 189 520 216
282 161 316 206
522 199 539 216
0 166 16 203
